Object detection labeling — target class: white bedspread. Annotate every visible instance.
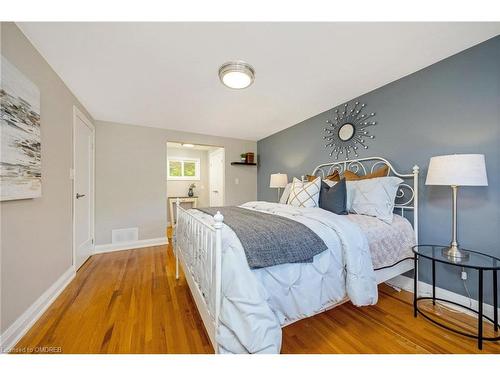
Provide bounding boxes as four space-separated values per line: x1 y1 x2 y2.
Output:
187 201 378 353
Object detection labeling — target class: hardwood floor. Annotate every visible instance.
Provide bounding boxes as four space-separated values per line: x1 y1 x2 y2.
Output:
13 243 499 354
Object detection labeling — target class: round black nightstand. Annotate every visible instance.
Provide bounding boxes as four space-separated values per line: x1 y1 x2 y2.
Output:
412 244 500 350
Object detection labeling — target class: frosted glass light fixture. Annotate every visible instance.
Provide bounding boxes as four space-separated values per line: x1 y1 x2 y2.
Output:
218 61 255 89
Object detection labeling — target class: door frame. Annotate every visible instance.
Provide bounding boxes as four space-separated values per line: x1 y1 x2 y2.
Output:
209 147 225 207
72 106 95 271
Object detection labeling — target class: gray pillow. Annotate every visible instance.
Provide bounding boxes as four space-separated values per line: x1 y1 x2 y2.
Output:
319 178 347 215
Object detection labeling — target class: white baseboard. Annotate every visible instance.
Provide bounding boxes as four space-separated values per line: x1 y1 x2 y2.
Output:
94 237 168 254
387 275 500 319
0 266 75 353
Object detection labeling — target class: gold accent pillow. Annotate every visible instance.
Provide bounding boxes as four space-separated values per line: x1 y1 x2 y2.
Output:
344 165 389 181
306 170 340 182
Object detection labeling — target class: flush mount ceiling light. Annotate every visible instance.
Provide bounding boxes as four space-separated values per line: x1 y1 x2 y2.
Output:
218 61 255 89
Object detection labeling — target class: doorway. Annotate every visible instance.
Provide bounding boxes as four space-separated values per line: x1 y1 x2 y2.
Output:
73 107 95 270
165 142 225 231
209 148 224 207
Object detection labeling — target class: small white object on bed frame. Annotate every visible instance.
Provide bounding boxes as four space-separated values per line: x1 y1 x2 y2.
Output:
173 156 419 353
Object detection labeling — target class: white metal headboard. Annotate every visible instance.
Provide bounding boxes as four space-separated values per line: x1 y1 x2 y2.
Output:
311 157 419 242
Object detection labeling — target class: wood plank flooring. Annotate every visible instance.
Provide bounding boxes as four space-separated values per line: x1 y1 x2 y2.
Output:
13 243 499 354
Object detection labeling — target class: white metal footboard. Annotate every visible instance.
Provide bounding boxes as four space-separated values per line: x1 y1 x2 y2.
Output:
172 157 419 354
173 198 223 353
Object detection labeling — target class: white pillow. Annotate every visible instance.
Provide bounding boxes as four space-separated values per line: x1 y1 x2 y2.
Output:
287 177 321 208
279 182 292 204
346 177 403 224
280 178 333 204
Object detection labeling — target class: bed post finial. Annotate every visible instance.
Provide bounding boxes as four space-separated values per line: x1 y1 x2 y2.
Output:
213 210 224 353
174 197 182 280
413 165 419 244
214 211 224 228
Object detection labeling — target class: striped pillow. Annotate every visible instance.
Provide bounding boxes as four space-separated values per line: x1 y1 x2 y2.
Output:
287 177 321 208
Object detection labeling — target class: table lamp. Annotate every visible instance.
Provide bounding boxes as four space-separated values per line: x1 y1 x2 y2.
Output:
270 173 288 202
425 154 488 260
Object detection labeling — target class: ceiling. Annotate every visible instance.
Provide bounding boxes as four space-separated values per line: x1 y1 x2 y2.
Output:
18 22 500 141
167 141 219 151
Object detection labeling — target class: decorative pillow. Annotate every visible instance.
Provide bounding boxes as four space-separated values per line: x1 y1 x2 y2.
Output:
287 177 321 208
279 182 292 204
319 178 348 215
344 165 389 181
307 170 340 182
346 176 403 223
325 170 341 182
322 179 337 187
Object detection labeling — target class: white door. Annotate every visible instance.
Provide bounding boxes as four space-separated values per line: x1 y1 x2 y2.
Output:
209 148 225 207
73 107 95 270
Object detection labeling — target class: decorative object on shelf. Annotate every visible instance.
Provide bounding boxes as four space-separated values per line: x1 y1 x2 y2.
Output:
245 152 255 164
269 173 288 201
425 154 488 261
1 55 42 201
323 101 377 160
232 152 256 165
187 183 196 197
218 61 255 89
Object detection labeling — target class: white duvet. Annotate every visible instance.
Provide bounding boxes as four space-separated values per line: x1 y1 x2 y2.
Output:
187 201 378 354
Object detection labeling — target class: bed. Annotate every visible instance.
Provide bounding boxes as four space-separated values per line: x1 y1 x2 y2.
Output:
173 157 419 353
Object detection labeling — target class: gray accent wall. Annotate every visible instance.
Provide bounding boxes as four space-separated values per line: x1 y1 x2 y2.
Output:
258 36 500 304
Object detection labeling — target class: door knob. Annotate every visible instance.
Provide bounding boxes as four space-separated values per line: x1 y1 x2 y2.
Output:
212 190 218 193
76 193 86 199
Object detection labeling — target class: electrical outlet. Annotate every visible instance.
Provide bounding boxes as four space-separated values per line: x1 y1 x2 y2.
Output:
461 269 468 280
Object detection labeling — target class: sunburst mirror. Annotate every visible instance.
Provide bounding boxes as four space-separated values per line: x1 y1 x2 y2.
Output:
323 101 377 160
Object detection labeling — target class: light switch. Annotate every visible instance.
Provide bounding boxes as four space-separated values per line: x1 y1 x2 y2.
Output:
235 178 239 185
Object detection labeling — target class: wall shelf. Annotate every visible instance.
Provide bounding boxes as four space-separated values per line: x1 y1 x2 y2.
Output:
231 162 257 166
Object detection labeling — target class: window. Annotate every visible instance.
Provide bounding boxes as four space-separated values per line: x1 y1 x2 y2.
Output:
167 157 200 180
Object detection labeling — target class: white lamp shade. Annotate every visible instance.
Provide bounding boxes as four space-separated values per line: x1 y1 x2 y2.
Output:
425 154 488 186
270 173 288 188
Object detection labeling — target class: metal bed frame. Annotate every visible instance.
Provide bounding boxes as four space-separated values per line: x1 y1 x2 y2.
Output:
173 156 419 353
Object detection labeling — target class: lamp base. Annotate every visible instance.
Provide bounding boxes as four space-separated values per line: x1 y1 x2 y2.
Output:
441 244 469 262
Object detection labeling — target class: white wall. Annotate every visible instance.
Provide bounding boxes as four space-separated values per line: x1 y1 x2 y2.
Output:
1 23 94 333
95 120 257 245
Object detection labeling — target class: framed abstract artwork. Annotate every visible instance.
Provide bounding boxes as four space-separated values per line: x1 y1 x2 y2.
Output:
1 55 42 201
